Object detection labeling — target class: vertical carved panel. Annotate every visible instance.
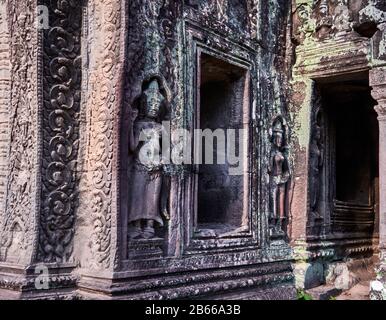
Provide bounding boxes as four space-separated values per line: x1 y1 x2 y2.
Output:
86 0 124 270
0 0 10 229
0 0 38 264
308 87 325 229
38 0 82 263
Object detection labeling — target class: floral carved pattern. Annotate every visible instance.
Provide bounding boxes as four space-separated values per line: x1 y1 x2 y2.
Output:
39 0 82 263
0 1 11 238
0 1 38 264
86 0 123 269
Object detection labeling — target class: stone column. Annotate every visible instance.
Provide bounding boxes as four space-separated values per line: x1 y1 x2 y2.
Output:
75 0 126 296
370 67 386 300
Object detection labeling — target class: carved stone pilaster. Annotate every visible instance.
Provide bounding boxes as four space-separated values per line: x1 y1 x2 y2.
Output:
370 68 386 246
0 0 75 299
0 0 39 266
371 68 386 98
371 69 386 248
80 0 125 274
38 0 82 264
370 68 386 299
0 1 10 240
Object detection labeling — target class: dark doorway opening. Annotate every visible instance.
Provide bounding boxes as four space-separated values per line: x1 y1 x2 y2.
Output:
317 73 379 235
195 52 249 235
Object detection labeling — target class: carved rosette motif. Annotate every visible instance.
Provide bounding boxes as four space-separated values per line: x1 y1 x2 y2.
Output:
38 0 82 263
87 0 123 269
0 1 38 263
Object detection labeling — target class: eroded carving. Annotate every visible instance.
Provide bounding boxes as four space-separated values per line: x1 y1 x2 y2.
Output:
294 2 315 44
309 98 324 220
1 0 38 263
332 0 353 34
128 77 170 240
268 116 290 238
315 0 332 38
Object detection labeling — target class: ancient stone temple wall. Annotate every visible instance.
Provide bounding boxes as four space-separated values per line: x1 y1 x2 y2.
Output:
290 0 386 291
75 0 296 300
0 0 296 300
0 0 385 300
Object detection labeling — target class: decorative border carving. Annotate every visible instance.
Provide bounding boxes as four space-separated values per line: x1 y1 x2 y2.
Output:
38 0 82 263
79 261 295 300
0 0 11 246
1 0 38 264
86 0 124 270
0 273 77 292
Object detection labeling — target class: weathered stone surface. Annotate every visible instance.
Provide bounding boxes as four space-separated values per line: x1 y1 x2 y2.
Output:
0 0 10 238
0 0 39 267
0 0 385 300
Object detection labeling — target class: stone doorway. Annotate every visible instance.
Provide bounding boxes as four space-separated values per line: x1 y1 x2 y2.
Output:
314 73 379 239
301 73 381 296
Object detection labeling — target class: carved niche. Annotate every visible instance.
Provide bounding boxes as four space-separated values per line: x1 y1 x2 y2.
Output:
123 0 176 260
315 0 333 39
127 76 171 242
309 89 325 220
268 116 291 239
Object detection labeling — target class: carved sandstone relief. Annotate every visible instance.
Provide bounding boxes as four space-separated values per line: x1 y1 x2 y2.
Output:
85 0 124 270
0 0 38 264
0 0 10 240
309 92 325 222
38 0 82 263
123 1 177 259
331 0 353 34
293 1 315 45
293 0 386 44
268 116 291 239
184 0 259 41
127 77 171 241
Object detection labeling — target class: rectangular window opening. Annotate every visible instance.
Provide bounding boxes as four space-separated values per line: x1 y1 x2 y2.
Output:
195 51 250 237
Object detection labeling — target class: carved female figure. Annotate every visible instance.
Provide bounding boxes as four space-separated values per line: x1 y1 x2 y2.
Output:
268 117 290 236
128 77 169 240
310 108 324 219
